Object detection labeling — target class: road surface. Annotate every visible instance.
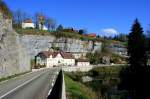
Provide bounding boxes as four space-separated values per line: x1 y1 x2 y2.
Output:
0 68 59 99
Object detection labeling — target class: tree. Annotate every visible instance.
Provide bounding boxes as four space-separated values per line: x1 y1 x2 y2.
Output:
34 12 40 29
146 25 150 52
119 19 149 99
97 35 100 38
79 29 84 35
12 10 29 28
113 34 128 42
0 0 12 18
56 24 63 32
38 14 45 30
86 52 101 65
128 19 147 67
45 17 56 31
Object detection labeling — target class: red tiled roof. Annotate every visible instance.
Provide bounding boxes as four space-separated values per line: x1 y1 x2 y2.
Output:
60 52 74 59
38 51 74 59
53 52 59 58
86 33 96 37
24 19 33 23
38 51 54 58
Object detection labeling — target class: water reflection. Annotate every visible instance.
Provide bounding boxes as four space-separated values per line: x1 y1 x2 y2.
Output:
84 75 128 99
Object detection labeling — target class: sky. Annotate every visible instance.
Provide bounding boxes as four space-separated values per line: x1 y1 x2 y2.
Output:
4 0 150 36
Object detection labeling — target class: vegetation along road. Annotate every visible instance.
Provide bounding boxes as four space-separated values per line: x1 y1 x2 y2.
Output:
0 68 59 99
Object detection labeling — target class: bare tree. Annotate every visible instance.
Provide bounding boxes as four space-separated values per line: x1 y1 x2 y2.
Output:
12 10 29 28
38 13 45 30
45 17 56 31
33 12 41 29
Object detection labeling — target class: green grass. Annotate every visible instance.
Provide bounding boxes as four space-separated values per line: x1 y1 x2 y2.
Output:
16 29 52 36
65 74 98 99
15 28 103 42
52 31 80 39
0 71 31 82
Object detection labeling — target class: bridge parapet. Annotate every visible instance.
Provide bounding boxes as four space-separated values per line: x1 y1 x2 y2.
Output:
47 70 66 99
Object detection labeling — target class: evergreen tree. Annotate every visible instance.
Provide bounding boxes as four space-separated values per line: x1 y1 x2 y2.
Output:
79 29 84 35
56 24 63 32
128 19 147 67
119 19 149 99
146 26 150 53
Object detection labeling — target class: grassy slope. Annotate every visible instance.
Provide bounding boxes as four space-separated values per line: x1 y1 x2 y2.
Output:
64 74 98 99
15 29 102 41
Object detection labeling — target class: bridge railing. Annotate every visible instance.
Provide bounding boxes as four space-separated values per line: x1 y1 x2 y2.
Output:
47 69 66 99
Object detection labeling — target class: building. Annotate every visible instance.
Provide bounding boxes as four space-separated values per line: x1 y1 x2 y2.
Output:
84 33 97 38
38 15 48 30
22 17 48 30
36 51 75 68
22 19 35 29
38 24 48 30
76 59 90 66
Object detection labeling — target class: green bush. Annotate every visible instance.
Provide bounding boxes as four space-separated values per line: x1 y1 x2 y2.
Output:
86 52 101 65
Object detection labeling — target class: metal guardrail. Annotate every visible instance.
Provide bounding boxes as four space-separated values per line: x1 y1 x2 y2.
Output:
47 69 66 99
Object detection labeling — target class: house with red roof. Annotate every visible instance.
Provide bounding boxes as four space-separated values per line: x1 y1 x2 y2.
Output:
22 19 35 29
84 33 97 38
36 51 75 68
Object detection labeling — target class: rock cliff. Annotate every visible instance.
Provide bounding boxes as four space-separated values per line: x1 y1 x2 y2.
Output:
18 35 102 59
0 13 30 78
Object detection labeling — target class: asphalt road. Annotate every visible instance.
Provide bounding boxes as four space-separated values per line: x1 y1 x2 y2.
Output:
0 68 59 99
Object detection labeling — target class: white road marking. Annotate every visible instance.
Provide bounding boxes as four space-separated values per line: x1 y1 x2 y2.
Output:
48 89 52 95
51 82 54 86
0 72 45 99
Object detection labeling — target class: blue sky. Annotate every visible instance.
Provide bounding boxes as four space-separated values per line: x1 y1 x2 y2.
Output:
4 0 150 36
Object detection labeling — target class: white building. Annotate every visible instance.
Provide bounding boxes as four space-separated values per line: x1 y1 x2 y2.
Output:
22 19 35 29
76 59 90 66
38 24 48 30
36 51 75 68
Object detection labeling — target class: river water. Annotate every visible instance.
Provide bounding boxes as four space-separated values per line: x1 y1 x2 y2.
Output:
83 74 128 99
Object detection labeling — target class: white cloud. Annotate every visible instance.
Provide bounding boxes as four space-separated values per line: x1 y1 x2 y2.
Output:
100 28 119 37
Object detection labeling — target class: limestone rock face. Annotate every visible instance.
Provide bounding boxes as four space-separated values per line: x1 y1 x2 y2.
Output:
0 13 30 78
18 35 102 59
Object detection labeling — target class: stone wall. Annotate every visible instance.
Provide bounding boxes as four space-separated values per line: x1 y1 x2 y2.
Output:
18 35 102 59
62 66 93 72
0 13 30 78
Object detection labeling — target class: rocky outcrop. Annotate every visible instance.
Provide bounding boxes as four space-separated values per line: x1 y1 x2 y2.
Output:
18 35 102 59
0 13 30 78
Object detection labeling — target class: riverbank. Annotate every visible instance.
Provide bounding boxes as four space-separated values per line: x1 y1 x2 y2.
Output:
64 65 128 99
